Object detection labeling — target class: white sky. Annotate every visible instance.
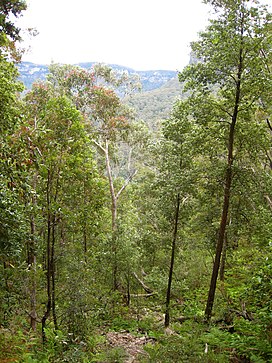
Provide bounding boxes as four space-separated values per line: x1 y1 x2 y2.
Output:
16 0 212 71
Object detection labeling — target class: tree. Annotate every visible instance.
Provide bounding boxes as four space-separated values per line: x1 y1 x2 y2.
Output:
0 0 27 59
179 0 272 321
147 102 194 327
22 81 106 338
0 47 25 272
46 63 143 291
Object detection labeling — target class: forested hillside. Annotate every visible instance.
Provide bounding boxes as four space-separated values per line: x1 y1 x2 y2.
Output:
18 61 177 92
126 78 183 130
1 1 272 362
18 62 180 129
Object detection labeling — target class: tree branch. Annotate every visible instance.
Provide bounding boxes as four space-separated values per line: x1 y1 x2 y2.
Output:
265 195 272 210
92 139 106 153
266 118 272 132
116 169 137 201
25 310 41 323
133 271 153 294
129 292 158 298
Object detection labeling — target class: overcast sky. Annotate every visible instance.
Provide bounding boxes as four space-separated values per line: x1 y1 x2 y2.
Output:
16 1 211 70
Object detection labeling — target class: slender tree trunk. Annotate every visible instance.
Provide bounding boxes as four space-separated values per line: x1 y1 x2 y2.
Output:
83 178 88 260
127 146 133 173
42 170 52 342
28 174 38 331
29 215 37 331
105 140 117 231
204 41 243 321
165 193 181 328
204 134 234 321
51 214 58 331
95 139 136 290
125 270 131 306
104 140 119 290
51 166 61 331
42 211 52 342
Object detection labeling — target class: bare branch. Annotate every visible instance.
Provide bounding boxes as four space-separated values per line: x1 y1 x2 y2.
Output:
116 169 137 201
265 195 272 210
92 139 106 153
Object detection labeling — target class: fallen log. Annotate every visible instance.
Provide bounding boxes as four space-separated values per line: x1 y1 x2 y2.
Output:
129 292 158 298
133 272 153 294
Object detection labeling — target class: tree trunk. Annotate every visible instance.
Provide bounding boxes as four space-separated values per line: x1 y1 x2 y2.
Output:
51 214 58 331
42 210 52 343
204 41 243 321
125 271 130 306
42 170 52 342
165 193 181 328
83 179 88 260
104 140 119 289
28 174 38 331
96 139 137 290
29 215 37 331
219 232 228 282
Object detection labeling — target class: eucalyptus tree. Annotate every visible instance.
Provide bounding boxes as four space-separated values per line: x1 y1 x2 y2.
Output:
178 0 272 321
46 63 144 291
22 81 106 338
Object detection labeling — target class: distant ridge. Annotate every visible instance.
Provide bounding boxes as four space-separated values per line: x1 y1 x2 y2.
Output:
18 61 178 92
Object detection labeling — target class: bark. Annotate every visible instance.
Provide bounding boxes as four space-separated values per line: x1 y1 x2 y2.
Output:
29 215 37 331
51 168 61 331
42 167 60 340
265 195 272 210
112 231 118 291
104 140 118 289
165 193 181 328
96 139 137 290
42 208 52 343
230 302 254 321
219 234 227 282
28 174 38 331
220 218 230 282
51 214 58 331
129 292 157 298
105 140 117 232
204 38 243 321
133 272 153 294
204 132 233 321
83 179 88 258
125 272 130 306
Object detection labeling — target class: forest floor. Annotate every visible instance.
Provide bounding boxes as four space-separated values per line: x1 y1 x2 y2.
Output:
106 331 154 362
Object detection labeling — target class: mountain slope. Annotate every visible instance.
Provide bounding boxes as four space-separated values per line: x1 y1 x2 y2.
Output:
126 77 183 129
17 61 177 92
18 61 184 128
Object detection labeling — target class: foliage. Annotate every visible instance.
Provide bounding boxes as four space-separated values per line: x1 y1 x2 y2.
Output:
126 77 183 131
0 45 28 324
0 0 27 59
0 0 272 362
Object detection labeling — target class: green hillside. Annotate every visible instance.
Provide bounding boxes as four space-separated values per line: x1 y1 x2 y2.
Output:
18 62 182 128
126 77 183 129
